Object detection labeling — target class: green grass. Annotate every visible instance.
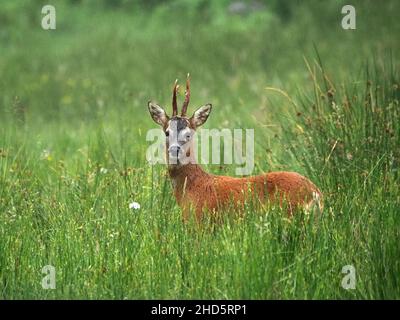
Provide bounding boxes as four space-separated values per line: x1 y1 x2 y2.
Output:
0 0 399 299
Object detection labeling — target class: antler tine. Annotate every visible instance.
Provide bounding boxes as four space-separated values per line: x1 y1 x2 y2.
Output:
172 79 178 117
181 73 190 117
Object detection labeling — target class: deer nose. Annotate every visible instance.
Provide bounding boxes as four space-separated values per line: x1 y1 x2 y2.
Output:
169 145 181 157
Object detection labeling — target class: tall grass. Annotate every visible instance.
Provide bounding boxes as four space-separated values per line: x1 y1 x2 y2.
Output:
282 58 400 298
0 1 399 299
1 60 399 299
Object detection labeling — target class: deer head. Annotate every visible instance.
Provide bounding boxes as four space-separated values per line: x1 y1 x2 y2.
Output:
148 75 212 166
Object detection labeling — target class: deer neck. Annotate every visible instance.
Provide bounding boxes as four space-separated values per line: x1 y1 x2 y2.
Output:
167 147 211 200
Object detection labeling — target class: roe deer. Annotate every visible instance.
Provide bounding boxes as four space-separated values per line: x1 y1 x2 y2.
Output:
148 76 323 222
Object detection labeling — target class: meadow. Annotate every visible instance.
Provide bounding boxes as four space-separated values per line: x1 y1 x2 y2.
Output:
0 0 399 299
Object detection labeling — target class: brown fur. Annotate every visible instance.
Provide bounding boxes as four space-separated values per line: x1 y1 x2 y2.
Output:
168 163 322 221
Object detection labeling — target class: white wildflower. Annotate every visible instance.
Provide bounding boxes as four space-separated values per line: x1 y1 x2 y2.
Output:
129 201 140 210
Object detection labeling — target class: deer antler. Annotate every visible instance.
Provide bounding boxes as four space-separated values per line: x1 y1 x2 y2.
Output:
181 74 190 117
172 79 179 117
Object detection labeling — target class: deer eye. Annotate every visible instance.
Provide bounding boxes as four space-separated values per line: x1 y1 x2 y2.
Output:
165 131 169 137
186 134 191 140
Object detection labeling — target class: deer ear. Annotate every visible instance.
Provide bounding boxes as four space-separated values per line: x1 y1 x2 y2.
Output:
190 104 212 128
148 101 169 126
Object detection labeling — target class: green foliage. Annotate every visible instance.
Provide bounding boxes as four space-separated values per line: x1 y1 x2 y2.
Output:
0 0 399 299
